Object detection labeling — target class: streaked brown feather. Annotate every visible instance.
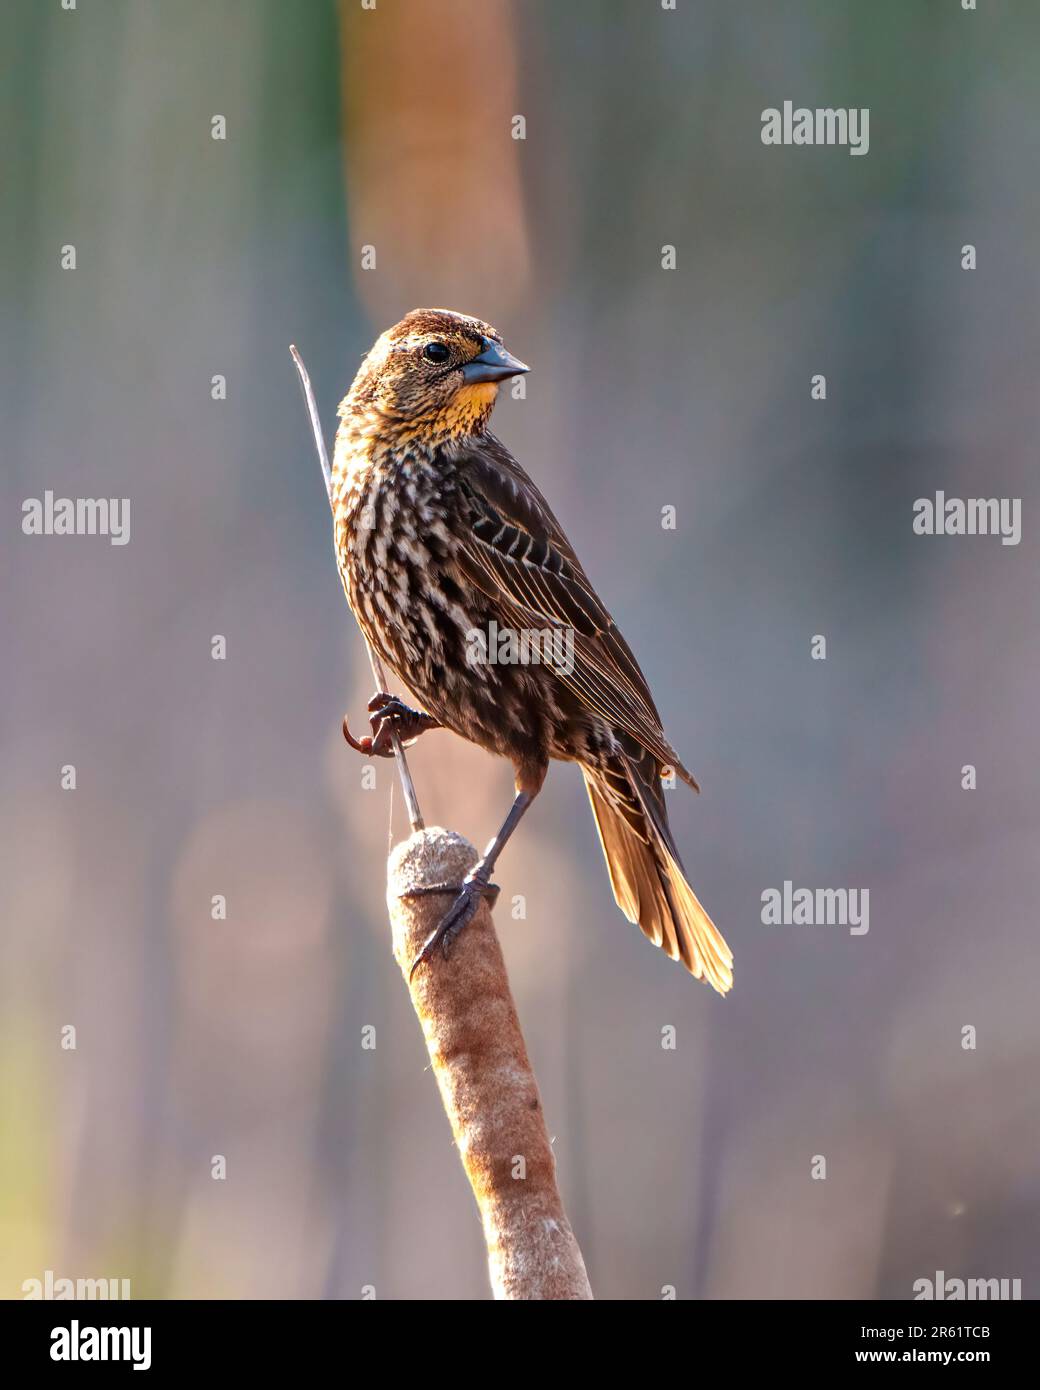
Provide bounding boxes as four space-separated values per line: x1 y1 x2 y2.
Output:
583 751 732 994
453 442 699 787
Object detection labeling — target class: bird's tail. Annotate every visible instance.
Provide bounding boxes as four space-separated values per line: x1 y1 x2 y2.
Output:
582 748 733 994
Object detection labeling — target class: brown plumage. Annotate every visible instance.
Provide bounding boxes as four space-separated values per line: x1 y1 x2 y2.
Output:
332 308 732 993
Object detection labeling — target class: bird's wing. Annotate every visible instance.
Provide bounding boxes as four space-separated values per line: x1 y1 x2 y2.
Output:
452 438 698 787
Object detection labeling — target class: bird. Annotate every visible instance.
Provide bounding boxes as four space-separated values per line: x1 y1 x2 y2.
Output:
331 308 732 994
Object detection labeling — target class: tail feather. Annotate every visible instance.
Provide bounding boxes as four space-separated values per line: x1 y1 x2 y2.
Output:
582 753 733 995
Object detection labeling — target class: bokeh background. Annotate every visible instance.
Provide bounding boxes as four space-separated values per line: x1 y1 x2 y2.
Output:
2 0 1038 1300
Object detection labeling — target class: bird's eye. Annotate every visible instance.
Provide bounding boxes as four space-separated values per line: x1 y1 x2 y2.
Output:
423 342 450 364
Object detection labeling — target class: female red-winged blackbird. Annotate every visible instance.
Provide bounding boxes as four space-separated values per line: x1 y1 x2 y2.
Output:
332 309 732 993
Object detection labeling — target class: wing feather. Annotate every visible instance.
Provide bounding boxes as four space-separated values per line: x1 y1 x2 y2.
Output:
452 439 697 786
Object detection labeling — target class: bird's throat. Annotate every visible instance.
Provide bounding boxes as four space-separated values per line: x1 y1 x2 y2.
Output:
334 383 499 489
432 382 499 440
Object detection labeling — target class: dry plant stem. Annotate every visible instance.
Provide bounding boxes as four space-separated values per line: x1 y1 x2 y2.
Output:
289 343 424 830
388 827 593 1300
290 346 588 1294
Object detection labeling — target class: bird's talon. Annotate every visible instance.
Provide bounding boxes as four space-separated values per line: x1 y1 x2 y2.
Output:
368 697 411 731
344 693 439 759
405 873 496 978
342 714 381 757
400 876 498 902
366 692 440 757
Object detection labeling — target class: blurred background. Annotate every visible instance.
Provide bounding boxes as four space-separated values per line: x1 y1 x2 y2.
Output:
2 0 1038 1300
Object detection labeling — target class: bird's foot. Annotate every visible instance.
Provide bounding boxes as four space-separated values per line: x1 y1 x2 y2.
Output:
342 691 440 758
403 865 500 979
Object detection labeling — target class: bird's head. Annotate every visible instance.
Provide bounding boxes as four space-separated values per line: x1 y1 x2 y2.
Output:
343 308 529 445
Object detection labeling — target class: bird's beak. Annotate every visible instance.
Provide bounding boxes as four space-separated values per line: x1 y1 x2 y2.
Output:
461 340 530 384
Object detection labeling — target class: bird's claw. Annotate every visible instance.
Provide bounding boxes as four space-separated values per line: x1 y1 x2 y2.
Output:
342 691 440 759
405 870 499 979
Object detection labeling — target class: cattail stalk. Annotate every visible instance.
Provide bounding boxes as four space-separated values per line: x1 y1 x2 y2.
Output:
290 345 587 1293
387 826 593 1300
